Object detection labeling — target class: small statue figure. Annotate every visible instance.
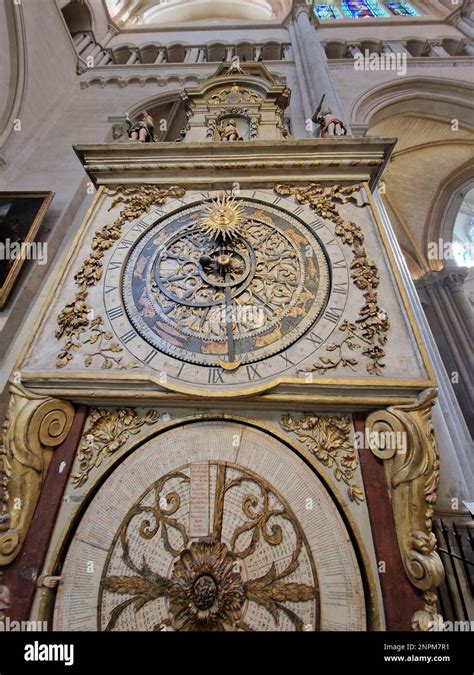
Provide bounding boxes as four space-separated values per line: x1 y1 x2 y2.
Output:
125 110 156 142
312 94 347 138
313 107 347 138
217 118 243 142
227 55 245 75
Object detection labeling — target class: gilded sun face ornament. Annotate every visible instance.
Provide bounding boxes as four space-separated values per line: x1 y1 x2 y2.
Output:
198 192 248 243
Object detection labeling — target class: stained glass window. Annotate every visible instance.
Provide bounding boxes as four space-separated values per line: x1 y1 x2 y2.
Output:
341 1 388 17
386 2 418 16
314 4 342 19
314 1 419 19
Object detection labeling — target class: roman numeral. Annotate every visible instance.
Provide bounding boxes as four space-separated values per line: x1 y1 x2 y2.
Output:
208 368 224 384
133 221 148 232
109 261 121 271
246 364 262 381
279 352 294 367
308 220 324 230
333 282 348 295
118 239 133 250
305 331 323 348
332 258 346 269
143 348 157 364
294 206 305 216
272 196 282 205
120 329 136 344
105 285 117 295
176 363 185 378
324 306 343 324
107 306 124 321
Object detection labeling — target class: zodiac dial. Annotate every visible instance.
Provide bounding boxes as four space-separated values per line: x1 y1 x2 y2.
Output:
103 190 350 391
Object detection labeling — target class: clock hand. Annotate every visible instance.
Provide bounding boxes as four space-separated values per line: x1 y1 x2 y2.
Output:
215 252 241 371
223 275 236 364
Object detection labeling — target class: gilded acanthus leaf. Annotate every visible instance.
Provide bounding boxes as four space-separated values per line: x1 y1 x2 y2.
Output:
56 185 185 368
71 408 160 487
274 183 390 376
101 574 170 598
280 412 364 504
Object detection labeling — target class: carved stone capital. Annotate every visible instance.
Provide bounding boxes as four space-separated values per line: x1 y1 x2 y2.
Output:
366 389 445 629
442 268 468 294
0 383 74 565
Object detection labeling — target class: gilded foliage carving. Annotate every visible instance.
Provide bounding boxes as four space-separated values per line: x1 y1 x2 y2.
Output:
275 183 390 376
366 389 445 631
71 408 160 488
56 185 185 369
99 463 318 631
280 413 364 504
0 383 74 565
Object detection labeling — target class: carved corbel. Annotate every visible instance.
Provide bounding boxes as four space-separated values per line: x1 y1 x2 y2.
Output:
366 388 445 631
0 383 74 566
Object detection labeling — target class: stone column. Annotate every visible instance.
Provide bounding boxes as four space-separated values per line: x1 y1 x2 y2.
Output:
99 25 118 47
347 44 362 57
225 46 234 61
155 48 166 64
126 49 139 65
73 32 87 46
457 18 474 38
254 46 262 61
76 35 93 54
197 48 206 63
292 6 350 133
97 51 111 66
429 41 450 57
384 42 410 55
443 269 472 329
373 192 473 513
185 47 199 63
287 22 313 132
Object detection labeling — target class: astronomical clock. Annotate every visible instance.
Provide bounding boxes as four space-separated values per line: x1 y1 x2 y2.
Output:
1 64 444 633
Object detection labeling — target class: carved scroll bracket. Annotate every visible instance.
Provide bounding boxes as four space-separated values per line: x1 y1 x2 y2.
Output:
0 383 74 565
366 388 445 631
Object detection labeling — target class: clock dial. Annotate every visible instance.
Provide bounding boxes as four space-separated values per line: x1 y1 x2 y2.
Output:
103 190 349 391
122 197 329 366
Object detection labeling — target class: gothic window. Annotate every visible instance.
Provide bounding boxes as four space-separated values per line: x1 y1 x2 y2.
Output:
385 2 418 16
452 189 474 268
341 1 387 17
314 3 342 19
105 0 126 19
314 1 418 19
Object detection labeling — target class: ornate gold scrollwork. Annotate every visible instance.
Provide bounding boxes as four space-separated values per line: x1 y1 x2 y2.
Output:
55 185 185 369
280 413 364 504
275 183 390 376
0 383 74 566
365 389 445 631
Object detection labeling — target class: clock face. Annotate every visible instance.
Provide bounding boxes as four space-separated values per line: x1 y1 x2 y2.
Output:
103 190 349 393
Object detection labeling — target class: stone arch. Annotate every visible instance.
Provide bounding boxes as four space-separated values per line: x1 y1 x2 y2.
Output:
61 0 93 34
207 41 228 62
124 88 189 142
139 43 160 64
351 76 474 132
112 45 134 64
424 161 474 272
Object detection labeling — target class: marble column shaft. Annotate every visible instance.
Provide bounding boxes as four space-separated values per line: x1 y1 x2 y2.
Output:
374 193 473 510
293 7 350 132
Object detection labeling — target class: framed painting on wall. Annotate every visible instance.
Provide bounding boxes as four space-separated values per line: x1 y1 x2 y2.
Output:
0 191 53 309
